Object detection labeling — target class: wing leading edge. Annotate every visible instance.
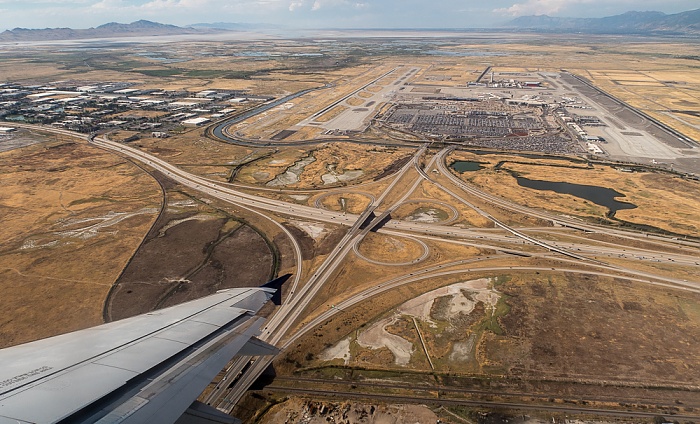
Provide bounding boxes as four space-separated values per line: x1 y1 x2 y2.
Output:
0 276 289 424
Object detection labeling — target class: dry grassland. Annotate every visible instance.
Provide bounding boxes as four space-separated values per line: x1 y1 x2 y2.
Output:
290 240 486 336
283 125 324 141
447 151 700 235
0 137 161 348
129 129 255 177
391 201 451 221
484 273 700 384
231 64 397 137
315 193 372 214
314 105 348 123
601 257 700 283
108 130 141 142
279 271 480 374
236 143 409 189
286 269 700 390
235 148 307 185
356 232 425 263
346 96 365 106
409 180 493 228
584 68 700 141
303 144 404 186
179 165 231 180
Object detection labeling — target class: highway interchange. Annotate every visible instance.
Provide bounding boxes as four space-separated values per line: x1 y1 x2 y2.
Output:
11 119 699 417
9 75 700 420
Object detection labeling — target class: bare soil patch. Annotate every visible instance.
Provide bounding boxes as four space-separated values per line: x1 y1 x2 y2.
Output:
317 192 372 214
106 188 275 320
490 273 700 385
356 232 424 264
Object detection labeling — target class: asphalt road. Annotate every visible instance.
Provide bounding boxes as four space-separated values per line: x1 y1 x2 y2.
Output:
10 123 700 419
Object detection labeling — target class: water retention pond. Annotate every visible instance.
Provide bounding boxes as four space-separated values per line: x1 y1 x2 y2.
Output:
515 177 637 217
449 161 636 217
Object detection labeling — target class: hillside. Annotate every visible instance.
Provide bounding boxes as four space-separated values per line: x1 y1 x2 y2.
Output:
0 20 216 42
505 9 700 35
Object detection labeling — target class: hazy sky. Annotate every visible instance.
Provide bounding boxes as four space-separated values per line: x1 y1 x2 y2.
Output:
0 0 697 31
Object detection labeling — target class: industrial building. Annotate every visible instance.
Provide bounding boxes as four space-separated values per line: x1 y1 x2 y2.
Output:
182 117 211 126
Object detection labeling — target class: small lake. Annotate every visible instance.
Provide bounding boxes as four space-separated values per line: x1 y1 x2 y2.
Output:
450 161 484 172
515 176 636 216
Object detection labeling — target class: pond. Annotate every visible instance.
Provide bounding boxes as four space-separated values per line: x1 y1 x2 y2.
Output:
515 176 637 216
450 161 484 172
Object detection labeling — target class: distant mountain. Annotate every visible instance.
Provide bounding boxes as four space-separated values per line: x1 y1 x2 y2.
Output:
505 8 700 35
0 20 219 42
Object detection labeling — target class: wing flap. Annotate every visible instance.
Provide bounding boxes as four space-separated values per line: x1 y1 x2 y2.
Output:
94 317 268 424
239 336 279 356
0 363 138 423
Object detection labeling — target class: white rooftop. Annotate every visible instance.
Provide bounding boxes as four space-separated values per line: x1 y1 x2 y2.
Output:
182 117 210 126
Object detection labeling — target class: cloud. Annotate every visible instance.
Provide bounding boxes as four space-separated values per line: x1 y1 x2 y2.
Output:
494 0 596 16
307 0 365 12
289 0 304 11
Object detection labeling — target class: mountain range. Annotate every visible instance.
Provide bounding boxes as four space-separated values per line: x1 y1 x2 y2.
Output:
0 20 216 42
1 9 699 42
505 9 700 35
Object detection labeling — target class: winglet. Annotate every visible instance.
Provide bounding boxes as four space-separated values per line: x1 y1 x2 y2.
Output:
261 273 292 305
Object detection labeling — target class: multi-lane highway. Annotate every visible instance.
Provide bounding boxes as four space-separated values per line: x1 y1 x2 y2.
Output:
10 122 700 419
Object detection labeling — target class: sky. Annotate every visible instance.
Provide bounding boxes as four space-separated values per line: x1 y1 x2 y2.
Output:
0 0 698 31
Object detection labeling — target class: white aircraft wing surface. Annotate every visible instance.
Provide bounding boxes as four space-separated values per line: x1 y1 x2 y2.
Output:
0 275 289 424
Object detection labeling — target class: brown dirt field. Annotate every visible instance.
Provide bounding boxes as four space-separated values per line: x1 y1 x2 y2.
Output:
346 96 364 106
136 128 254 164
490 272 700 385
281 269 700 413
356 232 425 263
0 138 162 348
284 125 323 141
317 192 372 214
160 225 274 308
106 189 275 321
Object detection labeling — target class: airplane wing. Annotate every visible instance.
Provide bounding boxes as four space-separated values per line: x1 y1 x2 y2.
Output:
0 275 290 424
